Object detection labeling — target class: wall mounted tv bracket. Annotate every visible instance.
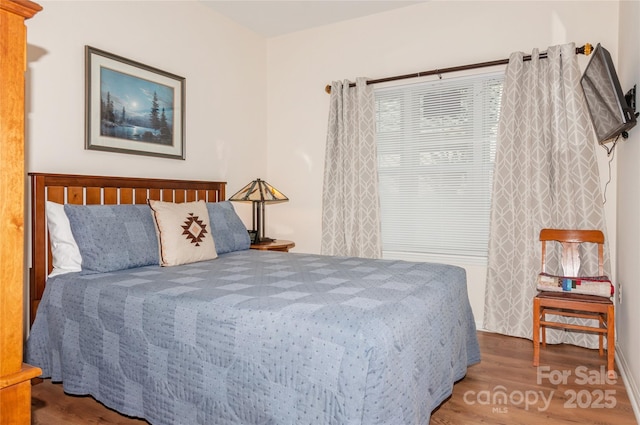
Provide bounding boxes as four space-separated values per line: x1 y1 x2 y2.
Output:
622 84 638 139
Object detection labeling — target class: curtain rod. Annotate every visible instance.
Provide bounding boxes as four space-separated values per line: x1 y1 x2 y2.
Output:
324 43 593 94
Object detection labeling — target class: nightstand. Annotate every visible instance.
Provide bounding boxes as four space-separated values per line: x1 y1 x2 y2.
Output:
250 239 295 252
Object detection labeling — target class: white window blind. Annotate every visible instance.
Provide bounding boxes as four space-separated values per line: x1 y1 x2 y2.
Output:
375 72 504 262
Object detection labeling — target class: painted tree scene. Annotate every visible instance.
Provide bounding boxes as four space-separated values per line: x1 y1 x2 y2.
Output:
100 67 175 146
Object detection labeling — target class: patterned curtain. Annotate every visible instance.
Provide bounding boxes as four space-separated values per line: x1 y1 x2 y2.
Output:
321 78 382 258
483 43 609 348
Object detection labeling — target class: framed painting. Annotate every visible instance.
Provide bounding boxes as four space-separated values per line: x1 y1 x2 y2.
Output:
85 46 185 159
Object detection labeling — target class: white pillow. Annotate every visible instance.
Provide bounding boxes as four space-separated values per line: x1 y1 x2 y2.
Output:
148 199 217 266
45 201 82 276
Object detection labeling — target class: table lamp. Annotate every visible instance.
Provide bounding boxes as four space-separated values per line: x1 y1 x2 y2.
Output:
228 178 288 244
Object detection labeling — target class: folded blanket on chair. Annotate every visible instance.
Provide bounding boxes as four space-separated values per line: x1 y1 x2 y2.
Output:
537 273 613 297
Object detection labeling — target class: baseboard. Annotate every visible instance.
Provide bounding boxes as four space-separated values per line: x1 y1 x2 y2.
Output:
616 346 640 423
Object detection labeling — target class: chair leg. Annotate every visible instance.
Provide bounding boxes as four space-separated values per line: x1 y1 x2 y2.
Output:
599 332 604 357
533 298 541 366
598 315 604 356
607 305 615 378
541 308 546 347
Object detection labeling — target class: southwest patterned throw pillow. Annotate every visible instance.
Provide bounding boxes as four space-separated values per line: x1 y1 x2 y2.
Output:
148 199 217 266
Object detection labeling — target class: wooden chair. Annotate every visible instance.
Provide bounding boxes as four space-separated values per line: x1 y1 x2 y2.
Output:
532 229 615 376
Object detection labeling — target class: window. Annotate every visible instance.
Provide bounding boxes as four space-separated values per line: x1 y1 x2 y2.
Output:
375 72 503 263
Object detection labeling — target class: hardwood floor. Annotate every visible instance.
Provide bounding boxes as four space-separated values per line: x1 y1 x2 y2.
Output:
431 331 636 425
31 331 638 424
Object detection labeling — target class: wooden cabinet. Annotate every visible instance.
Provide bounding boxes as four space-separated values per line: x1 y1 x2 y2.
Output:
0 1 42 423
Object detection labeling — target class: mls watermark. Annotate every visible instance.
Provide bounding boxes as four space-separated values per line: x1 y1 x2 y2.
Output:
536 365 617 386
463 385 554 413
463 366 618 413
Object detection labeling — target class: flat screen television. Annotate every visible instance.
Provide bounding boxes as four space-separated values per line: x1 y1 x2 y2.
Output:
580 43 636 144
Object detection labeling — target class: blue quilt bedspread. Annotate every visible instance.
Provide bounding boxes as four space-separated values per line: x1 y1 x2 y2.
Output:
27 250 479 425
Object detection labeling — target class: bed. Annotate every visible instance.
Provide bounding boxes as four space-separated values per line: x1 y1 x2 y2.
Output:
26 172 480 425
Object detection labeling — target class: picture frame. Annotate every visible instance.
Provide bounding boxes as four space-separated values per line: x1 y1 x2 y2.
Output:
85 46 186 160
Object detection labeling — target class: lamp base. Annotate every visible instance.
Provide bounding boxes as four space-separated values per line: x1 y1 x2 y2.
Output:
248 230 275 244
253 236 275 245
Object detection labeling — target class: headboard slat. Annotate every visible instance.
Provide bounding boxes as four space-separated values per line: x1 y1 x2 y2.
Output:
135 189 148 205
47 187 64 204
68 187 83 204
29 173 226 324
103 187 116 204
86 187 101 204
161 189 174 202
120 188 133 204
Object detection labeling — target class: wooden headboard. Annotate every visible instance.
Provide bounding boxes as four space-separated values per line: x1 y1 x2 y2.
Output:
28 173 226 324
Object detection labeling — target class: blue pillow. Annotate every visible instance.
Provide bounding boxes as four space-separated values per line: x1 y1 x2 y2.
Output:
64 204 159 273
206 202 250 254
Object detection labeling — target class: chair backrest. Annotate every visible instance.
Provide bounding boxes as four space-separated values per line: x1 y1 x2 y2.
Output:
539 228 604 277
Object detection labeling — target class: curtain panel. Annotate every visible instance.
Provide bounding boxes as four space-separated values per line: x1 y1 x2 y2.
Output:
321 78 382 259
483 43 609 348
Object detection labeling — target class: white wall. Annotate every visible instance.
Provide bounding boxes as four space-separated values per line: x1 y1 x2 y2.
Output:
615 0 640 418
266 1 620 328
26 0 267 201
